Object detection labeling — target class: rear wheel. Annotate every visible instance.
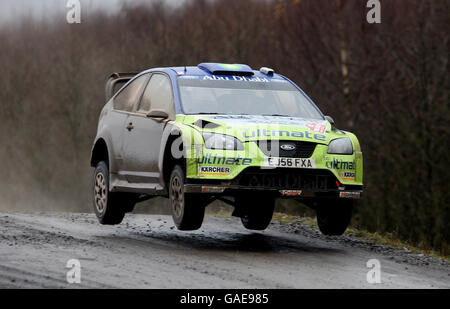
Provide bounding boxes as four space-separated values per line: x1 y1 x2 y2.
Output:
93 161 135 225
236 193 275 230
169 165 205 230
316 200 354 236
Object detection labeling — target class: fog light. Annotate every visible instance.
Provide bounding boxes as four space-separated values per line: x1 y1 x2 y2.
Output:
339 191 361 199
279 190 302 196
201 186 225 193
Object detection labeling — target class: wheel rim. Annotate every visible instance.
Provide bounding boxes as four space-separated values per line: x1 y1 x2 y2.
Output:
170 175 183 218
94 172 107 214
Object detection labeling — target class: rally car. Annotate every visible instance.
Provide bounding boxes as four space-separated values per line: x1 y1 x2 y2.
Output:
91 63 363 235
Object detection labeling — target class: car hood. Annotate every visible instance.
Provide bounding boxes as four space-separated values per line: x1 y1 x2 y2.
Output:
183 114 335 145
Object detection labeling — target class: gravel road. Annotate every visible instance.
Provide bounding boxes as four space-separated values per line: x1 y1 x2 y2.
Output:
0 212 448 288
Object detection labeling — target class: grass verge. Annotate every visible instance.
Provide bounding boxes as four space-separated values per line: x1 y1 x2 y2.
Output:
271 213 449 261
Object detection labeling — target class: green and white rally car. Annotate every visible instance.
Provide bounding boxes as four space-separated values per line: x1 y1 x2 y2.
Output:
90 63 363 235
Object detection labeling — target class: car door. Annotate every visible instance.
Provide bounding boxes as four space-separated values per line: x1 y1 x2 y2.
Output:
108 74 149 174
122 73 175 185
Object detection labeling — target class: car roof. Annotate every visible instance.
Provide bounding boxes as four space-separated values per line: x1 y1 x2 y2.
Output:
122 63 324 118
139 63 285 80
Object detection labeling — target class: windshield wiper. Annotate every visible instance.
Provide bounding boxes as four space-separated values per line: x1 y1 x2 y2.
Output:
262 114 291 117
195 113 251 116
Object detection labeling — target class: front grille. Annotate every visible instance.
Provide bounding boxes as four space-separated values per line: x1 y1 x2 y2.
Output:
234 167 337 191
256 140 317 158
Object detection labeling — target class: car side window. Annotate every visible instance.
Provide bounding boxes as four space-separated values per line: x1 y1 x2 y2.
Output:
138 73 175 118
113 74 148 112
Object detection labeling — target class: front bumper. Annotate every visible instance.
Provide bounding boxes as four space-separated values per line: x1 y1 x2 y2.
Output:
184 184 362 199
185 167 362 199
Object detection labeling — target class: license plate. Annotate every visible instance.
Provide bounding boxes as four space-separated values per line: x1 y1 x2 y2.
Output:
264 157 316 169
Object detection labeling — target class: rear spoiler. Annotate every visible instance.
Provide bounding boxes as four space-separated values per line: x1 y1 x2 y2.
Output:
105 72 138 102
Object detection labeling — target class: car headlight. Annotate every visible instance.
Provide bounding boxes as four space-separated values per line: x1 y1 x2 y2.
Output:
327 138 353 154
202 133 244 150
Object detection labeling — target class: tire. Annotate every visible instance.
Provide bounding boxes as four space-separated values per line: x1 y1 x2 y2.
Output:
316 200 354 236
236 193 275 230
93 161 135 225
169 165 205 231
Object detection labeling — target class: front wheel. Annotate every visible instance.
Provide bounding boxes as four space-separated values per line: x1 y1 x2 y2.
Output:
169 165 205 231
236 193 275 230
93 161 135 225
316 200 354 236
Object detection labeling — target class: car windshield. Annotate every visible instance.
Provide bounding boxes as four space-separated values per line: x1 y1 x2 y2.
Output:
178 78 323 119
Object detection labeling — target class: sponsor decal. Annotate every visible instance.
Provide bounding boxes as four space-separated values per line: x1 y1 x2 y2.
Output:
340 171 356 181
197 154 252 166
242 128 326 142
198 166 231 176
326 159 355 170
306 122 326 134
339 191 361 199
264 157 316 169
180 74 287 83
280 190 302 197
202 115 327 128
203 75 271 83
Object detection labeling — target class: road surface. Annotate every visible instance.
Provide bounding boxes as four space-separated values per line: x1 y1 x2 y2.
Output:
0 212 448 288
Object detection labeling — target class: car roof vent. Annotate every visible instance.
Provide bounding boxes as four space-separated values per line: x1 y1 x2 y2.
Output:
259 67 274 76
198 63 254 76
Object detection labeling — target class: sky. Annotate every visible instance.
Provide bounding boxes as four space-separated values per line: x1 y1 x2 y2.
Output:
0 0 185 25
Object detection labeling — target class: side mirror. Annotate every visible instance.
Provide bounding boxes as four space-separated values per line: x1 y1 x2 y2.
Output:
325 115 335 126
147 109 169 119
